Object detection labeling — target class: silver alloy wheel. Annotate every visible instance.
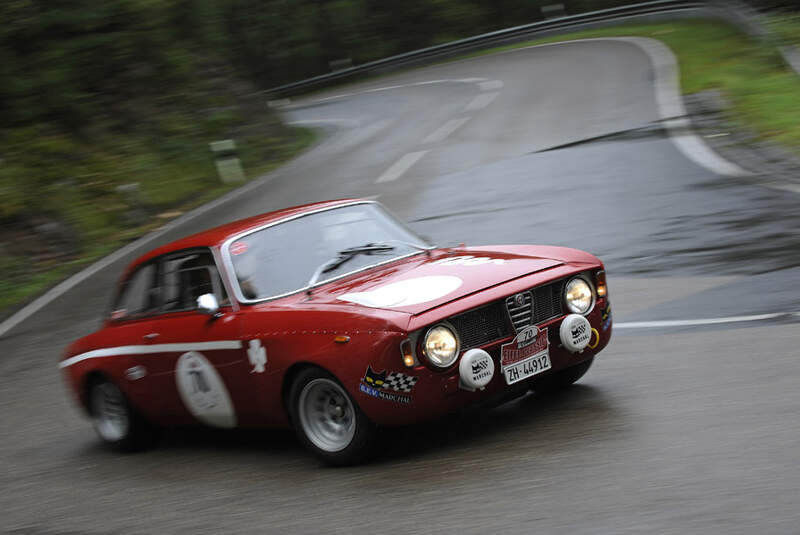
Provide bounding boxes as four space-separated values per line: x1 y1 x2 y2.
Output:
298 378 356 452
91 381 130 442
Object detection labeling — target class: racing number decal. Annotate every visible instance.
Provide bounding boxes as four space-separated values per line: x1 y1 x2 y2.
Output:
175 351 237 428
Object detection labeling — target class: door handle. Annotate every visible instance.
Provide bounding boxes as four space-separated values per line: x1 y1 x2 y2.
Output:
143 333 160 341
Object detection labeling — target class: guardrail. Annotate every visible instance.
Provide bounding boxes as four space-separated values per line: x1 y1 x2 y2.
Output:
266 0 796 98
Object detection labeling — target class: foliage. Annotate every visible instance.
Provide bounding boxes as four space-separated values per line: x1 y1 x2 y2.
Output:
0 0 314 315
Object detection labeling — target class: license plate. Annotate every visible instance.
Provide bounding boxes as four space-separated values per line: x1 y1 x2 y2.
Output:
501 326 551 385
503 352 551 385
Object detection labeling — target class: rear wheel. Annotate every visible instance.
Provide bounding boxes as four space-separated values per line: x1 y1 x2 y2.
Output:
289 368 375 466
532 357 594 396
88 377 157 452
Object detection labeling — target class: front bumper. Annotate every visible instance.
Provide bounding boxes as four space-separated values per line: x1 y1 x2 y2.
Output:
357 297 612 426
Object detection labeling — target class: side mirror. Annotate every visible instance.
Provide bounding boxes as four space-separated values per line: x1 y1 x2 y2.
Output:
196 293 221 316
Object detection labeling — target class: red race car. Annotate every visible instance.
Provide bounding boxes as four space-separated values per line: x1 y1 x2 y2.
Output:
61 199 612 464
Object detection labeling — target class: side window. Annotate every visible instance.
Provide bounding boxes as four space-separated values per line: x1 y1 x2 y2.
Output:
159 250 228 313
111 263 158 320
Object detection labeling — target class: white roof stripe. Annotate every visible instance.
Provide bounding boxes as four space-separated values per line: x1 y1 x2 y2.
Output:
59 340 243 369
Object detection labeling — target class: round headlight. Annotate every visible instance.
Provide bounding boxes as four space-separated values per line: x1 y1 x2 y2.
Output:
565 277 594 314
423 324 459 368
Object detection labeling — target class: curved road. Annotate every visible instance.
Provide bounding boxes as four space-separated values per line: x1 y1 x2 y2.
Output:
2 40 800 534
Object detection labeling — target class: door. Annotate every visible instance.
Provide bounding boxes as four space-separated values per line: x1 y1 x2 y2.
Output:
135 249 258 428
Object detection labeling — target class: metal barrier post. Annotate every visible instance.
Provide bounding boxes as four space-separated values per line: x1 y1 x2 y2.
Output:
209 139 246 184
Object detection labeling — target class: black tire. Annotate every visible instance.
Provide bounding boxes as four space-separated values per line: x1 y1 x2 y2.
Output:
88 376 158 452
532 357 594 396
288 367 376 466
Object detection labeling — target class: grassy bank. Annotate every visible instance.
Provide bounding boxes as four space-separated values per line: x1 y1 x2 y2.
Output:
768 13 800 48
0 63 316 317
0 122 315 315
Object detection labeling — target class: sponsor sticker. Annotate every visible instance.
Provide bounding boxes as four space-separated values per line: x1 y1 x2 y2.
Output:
601 304 612 331
459 348 495 390
229 241 249 255
471 359 492 381
359 365 418 404
501 326 549 368
559 314 592 352
246 338 267 373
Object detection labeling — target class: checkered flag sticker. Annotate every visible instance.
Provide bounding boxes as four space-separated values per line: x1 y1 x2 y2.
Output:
382 372 419 393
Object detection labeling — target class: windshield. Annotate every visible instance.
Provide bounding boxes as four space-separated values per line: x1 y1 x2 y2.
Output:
226 203 431 301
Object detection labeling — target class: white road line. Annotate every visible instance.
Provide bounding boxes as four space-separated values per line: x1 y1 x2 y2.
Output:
423 117 471 144
478 80 504 91
465 91 500 111
615 312 798 329
303 78 489 105
375 151 428 183
764 182 800 194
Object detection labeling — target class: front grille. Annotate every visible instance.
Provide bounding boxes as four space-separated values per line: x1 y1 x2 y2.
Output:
531 280 564 325
450 279 565 350
450 301 512 350
506 291 533 332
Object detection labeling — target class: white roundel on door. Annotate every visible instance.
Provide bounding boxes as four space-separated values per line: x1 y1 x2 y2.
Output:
175 351 237 428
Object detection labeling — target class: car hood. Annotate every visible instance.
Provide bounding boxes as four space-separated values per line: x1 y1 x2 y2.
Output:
309 245 591 315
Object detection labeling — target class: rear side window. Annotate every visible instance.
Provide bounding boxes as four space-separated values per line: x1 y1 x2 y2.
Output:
111 263 158 320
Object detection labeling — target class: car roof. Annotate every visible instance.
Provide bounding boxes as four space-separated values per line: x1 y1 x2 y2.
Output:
127 198 362 272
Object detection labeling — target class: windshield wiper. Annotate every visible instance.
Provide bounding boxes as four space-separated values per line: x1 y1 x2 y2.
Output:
306 243 396 292
369 239 435 254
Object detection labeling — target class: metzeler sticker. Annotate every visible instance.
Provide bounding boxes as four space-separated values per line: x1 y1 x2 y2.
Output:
359 365 418 404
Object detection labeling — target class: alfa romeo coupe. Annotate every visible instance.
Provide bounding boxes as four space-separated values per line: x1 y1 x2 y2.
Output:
61 199 612 464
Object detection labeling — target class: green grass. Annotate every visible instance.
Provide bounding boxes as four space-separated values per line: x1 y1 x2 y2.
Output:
460 19 800 150
768 13 800 48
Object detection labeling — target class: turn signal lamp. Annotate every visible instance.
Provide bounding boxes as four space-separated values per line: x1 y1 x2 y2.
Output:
596 271 607 298
401 340 417 368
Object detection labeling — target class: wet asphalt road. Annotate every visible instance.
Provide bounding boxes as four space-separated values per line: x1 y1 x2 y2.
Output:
2 40 800 534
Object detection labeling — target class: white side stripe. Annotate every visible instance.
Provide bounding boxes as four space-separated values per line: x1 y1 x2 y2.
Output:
59 341 243 369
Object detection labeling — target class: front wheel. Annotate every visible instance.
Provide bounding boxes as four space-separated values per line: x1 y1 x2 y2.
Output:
532 357 594 396
88 377 157 452
289 368 375 466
